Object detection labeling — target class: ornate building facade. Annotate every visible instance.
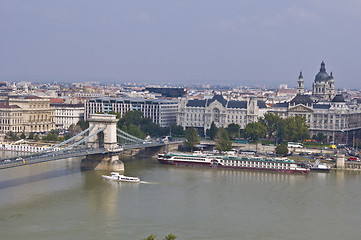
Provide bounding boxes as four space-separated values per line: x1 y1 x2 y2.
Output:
9 96 55 133
270 62 361 144
0 96 55 134
312 61 335 100
177 95 268 135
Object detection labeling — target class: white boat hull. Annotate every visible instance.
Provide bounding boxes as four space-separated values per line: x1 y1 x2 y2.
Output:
102 172 140 183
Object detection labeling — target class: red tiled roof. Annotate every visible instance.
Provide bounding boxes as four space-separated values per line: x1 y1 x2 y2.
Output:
24 96 42 99
50 98 65 103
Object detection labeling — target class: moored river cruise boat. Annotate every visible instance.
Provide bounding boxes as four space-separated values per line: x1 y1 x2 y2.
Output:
158 152 310 173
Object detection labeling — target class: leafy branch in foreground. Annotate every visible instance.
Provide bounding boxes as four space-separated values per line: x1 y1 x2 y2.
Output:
143 233 178 240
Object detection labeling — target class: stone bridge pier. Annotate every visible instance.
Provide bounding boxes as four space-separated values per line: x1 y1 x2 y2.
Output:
81 114 124 171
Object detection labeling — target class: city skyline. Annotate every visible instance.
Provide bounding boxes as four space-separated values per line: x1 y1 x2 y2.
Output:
1 0 361 89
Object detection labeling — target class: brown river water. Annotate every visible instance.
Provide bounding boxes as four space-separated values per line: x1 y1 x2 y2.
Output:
1 151 361 240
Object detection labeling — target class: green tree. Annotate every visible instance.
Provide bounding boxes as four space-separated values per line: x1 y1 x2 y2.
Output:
69 124 82 136
169 124 185 137
185 127 200 152
143 235 156 240
316 132 326 143
121 124 145 139
163 233 178 240
108 111 121 119
139 120 162 138
284 116 309 142
6 131 19 141
259 113 282 139
215 128 232 152
276 118 287 143
207 122 218 140
28 132 34 139
243 122 267 141
142 233 177 240
34 134 40 141
275 144 289 155
43 130 59 141
76 120 89 131
20 132 26 139
119 110 144 127
226 123 240 140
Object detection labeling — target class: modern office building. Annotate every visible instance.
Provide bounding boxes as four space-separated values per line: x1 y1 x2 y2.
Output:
145 87 186 98
85 97 178 127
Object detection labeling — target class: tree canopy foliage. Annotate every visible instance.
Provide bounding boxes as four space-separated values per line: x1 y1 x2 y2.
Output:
257 114 310 143
6 131 19 141
143 233 177 240
77 120 89 131
275 144 288 155
243 122 267 141
207 122 218 140
226 123 240 140
42 130 59 141
215 128 232 152
116 111 184 139
281 116 309 142
185 127 200 152
258 113 282 140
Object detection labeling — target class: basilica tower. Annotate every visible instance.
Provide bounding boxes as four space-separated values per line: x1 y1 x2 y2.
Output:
297 71 304 95
312 61 335 101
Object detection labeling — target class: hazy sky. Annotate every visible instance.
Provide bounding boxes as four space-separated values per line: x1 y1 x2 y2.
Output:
1 0 361 89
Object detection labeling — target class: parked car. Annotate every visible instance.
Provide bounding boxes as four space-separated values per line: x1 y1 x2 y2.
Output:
349 157 360 161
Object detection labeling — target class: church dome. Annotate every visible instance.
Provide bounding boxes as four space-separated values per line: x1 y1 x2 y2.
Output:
315 61 330 82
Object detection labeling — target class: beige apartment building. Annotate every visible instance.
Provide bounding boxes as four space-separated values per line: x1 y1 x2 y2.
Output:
0 96 55 134
0 102 23 134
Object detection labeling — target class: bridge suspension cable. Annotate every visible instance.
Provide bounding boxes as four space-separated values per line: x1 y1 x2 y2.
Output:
116 128 143 142
116 133 140 143
41 125 95 153
63 126 107 150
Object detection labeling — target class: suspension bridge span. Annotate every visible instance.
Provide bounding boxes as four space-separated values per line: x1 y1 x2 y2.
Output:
0 114 177 171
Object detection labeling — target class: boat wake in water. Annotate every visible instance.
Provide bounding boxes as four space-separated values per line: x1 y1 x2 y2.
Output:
139 181 159 184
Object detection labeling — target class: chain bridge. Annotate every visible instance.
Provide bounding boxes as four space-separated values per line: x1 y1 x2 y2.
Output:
0 114 174 171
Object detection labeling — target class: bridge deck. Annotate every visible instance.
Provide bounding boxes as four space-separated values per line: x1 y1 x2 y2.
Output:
0 142 167 169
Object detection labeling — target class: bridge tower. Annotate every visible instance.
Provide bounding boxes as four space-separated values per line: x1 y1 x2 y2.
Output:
87 114 118 150
81 114 124 171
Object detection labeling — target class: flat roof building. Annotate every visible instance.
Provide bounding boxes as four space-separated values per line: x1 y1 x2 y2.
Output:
85 97 178 127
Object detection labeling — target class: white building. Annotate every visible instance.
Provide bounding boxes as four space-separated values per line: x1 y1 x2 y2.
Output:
51 103 84 130
85 97 178 127
270 94 361 144
177 95 268 135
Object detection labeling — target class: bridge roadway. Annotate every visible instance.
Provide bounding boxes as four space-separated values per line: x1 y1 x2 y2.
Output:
0 142 166 170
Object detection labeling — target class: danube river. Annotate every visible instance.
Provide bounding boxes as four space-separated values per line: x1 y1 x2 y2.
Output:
1 152 361 240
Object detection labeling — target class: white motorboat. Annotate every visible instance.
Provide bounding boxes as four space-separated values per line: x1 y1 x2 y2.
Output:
310 160 331 172
102 172 140 183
